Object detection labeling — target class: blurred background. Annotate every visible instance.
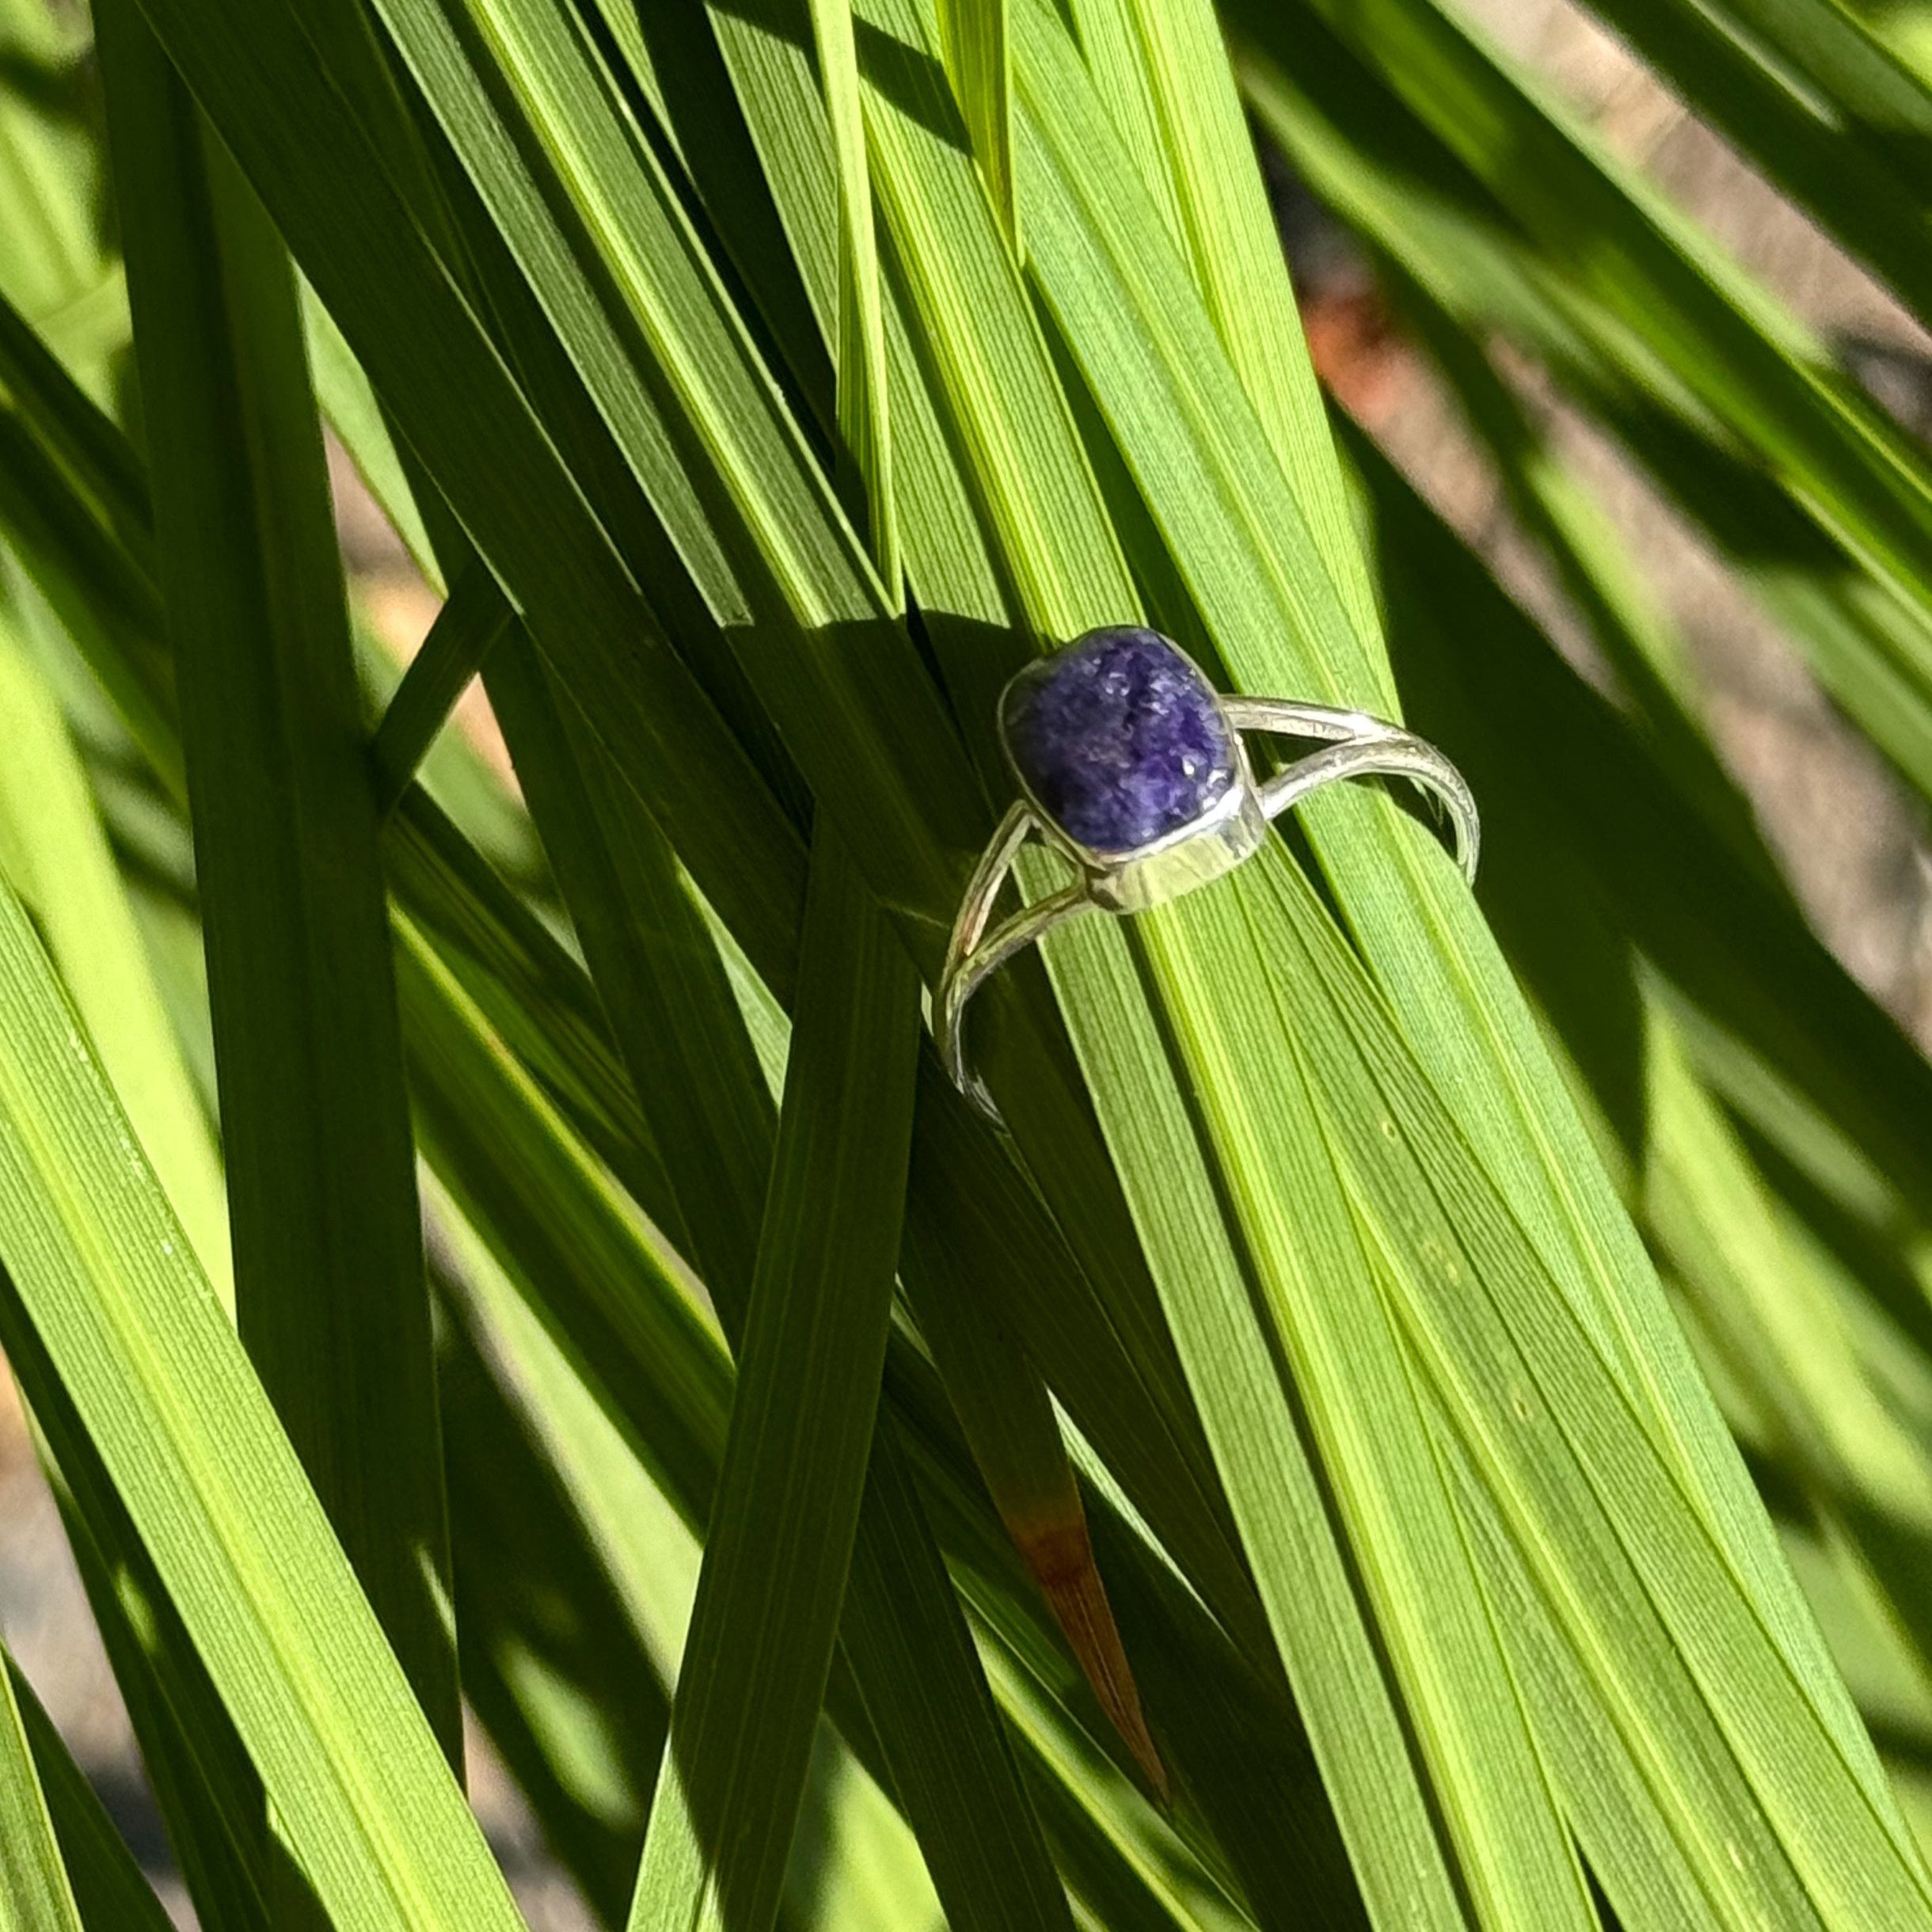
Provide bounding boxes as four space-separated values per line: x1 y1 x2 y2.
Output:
3 0 1930 1920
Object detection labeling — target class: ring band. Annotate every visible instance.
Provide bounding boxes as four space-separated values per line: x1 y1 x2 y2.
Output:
937 628 1479 1120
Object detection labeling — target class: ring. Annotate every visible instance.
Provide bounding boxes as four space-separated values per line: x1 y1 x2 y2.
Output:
937 627 1479 1119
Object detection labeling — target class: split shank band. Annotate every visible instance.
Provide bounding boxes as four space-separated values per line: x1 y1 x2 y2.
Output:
937 629 1480 1121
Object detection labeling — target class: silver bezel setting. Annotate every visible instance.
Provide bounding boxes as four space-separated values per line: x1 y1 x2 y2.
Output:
996 641 1267 915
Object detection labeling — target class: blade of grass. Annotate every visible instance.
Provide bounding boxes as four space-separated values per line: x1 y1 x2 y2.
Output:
438 1265 671 1925
1064 0 1377 640
0 285 147 551
0 878 525 1929
0 0 111 348
1641 1010 1932 1681
685 0 1261 1668
0 600 228 1292
8 1652 178 1932
21 1391 274 1932
439 1200 956 1932
388 789 686 1238
369 565 513 816
300 283 442 585
836 1417 1080 1930
97 0 458 1768
0 1638 83 1932
398 917 731 1532
934 0 1018 252
812 0 900 585
976 1632 1253 1931
478 626 768 1303
627 820 920 1932
899 1192 1168 1798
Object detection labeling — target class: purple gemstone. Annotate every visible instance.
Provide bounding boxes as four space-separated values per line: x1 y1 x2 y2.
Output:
1001 629 1236 855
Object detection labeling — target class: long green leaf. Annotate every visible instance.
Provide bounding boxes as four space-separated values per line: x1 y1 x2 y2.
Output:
1066 0 1375 639
438 1264 671 1924
0 597 227 1292
18 1380 274 1932
0 877 523 1929
628 820 919 1932
934 0 1018 250
97 0 458 1770
8 1652 178 1932
811 0 900 584
0 1639 83 1932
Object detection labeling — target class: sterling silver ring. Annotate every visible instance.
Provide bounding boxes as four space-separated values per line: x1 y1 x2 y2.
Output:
937 627 1479 1119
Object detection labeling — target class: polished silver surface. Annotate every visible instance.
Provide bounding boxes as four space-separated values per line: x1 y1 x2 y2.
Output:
937 667 1480 1120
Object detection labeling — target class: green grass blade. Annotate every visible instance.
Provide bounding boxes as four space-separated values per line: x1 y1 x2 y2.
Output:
388 789 686 1238
934 0 1018 251
8 1652 177 1932
1066 0 1375 639
838 1419 1080 1930
21 1401 272 1932
0 599 228 1293
1641 1011 1932 1685
439 1268 671 1925
97 0 458 1765
627 821 919 1932
0 879 523 1928
478 627 770 1302
1078 1497 1370 1928
0 285 146 545
899 1187 1168 1797
398 918 731 1532
0 1640 83 1932
812 0 900 586
370 566 512 815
